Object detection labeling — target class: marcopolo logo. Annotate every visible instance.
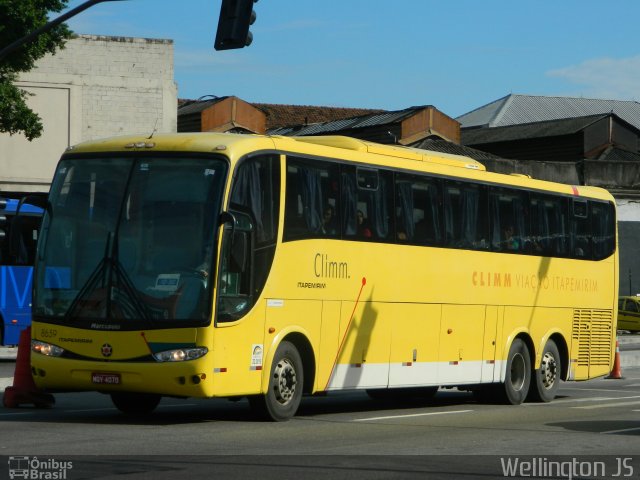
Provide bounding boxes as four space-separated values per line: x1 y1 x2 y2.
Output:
8 456 73 479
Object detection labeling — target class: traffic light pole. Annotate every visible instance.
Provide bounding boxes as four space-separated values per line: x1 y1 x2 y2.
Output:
0 0 126 62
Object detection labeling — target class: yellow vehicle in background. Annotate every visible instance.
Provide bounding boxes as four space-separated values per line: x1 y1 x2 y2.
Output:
618 296 640 332
29 133 618 420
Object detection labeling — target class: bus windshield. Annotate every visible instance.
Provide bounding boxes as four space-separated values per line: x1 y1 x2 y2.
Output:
34 156 227 329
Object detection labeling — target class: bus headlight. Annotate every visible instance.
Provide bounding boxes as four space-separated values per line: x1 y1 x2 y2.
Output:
31 340 65 357
153 347 208 362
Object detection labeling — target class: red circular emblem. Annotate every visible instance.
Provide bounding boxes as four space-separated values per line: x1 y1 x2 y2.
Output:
101 343 113 357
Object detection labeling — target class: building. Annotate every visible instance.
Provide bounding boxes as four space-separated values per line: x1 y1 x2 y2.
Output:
0 34 177 195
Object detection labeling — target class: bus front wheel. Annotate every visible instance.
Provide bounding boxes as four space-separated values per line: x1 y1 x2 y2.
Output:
528 339 561 402
501 338 531 405
249 341 303 421
111 392 161 415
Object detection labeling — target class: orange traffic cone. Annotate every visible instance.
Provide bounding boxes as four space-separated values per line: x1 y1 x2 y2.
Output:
606 339 624 380
3 327 55 408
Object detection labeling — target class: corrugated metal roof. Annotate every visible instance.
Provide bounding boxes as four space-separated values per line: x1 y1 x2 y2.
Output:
457 94 640 131
598 146 640 162
177 97 227 115
267 106 428 136
461 114 612 145
410 138 506 162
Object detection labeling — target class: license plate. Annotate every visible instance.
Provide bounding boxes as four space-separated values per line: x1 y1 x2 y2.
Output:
92 372 121 385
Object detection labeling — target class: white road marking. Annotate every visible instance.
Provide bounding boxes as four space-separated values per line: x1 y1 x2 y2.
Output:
354 409 473 422
601 426 640 434
574 400 640 410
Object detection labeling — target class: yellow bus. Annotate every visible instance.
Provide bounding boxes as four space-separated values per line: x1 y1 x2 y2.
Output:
30 133 618 420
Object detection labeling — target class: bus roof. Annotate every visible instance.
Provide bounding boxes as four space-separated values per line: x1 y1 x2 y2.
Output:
63 132 615 203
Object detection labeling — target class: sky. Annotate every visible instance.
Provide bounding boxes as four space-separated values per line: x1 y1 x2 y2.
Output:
62 0 640 119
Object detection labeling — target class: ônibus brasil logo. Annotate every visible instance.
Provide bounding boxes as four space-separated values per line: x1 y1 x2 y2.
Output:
8 456 73 479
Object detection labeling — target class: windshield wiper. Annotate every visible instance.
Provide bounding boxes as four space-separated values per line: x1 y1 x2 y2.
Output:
64 232 154 323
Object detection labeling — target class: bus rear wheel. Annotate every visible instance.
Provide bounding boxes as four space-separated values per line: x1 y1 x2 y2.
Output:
249 341 303 421
500 338 531 405
528 339 561 402
111 392 161 415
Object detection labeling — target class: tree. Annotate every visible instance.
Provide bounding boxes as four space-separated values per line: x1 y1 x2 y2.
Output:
0 0 72 141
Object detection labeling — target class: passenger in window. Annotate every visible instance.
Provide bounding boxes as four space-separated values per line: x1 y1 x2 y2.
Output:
502 225 520 251
322 205 337 235
357 210 372 238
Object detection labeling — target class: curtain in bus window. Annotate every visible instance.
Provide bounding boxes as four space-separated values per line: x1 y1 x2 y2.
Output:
489 193 501 249
367 175 389 239
512 196 526 245
231 161 265 241
443 187 455 245
296 165 323 235
341 171 357 236
396 181 415 241
425 183 442 244
460 187 479 248
553 201 568 256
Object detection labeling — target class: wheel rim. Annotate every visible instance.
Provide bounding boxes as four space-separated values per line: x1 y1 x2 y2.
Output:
540 351 558 390
273 358 297 405
510 352 526 392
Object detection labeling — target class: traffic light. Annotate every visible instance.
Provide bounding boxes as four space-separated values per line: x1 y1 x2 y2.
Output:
214 0 257 51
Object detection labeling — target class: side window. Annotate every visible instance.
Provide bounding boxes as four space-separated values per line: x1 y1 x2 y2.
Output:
230 155 280 246
443 180 487 249
395 173 442 245
218 155 280 322
489 188 528 253
591 200 616 260
571 199 591 258
627 300 639 313
284 157 340 240
530 194 568 257
342 166 392 241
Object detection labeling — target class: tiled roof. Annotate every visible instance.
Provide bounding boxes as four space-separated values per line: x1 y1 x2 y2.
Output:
457 94 640 131
461 114 613 146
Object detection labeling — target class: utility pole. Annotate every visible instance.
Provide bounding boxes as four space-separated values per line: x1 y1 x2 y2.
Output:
0 0 126 62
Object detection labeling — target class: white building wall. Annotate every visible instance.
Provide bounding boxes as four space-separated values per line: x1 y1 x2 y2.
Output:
0 34 177 193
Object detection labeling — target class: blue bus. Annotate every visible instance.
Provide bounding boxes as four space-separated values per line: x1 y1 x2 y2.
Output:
0 197 43 346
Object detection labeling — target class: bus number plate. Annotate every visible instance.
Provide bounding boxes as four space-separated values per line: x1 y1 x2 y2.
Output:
92 373 121 385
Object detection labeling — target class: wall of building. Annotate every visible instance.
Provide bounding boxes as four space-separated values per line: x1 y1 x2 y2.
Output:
0 34 177 193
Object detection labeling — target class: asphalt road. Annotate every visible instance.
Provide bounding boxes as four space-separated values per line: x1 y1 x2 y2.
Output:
1 366 639 479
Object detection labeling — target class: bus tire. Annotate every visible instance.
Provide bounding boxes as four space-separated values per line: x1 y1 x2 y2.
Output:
501 338 531 405
111 392 161 415
249 341 303 421
528 339 561 403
